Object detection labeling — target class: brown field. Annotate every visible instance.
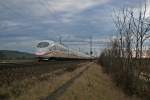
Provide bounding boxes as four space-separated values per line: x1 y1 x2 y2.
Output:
0 60 140 100
0 61 87 100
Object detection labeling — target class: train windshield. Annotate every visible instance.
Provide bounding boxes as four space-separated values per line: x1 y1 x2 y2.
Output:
37 42 49 48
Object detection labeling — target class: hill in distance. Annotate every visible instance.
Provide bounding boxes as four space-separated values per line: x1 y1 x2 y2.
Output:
0 50 35 60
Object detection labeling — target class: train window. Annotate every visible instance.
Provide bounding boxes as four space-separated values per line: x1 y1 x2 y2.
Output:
37 42 49 48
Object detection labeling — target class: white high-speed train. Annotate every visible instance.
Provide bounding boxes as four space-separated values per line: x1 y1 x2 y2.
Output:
35 40 90 60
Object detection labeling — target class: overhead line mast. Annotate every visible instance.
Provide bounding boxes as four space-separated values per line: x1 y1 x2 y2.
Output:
90 36 93 57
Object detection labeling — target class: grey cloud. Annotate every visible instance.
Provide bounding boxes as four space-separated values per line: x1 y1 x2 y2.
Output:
0 0 148 53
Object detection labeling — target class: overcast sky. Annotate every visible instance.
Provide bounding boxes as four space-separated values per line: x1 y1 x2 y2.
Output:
0 0 147 54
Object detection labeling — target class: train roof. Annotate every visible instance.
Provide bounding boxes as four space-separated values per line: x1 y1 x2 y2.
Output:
36 40 90 57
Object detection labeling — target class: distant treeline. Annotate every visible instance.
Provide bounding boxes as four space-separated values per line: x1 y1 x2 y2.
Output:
0 50 35 60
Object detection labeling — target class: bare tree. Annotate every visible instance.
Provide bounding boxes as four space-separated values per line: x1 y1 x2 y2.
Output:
131 2 150 58
113 8 134 59
99 1 150 98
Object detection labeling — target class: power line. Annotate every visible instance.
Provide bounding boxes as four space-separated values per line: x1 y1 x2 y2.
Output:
62 40 110 44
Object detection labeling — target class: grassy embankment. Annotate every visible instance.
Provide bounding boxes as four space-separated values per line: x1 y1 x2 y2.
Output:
99 56 150 100
58 62 139 100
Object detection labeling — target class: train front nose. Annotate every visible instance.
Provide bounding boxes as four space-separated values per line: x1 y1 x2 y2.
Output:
35 51 46 56
36 41 50 56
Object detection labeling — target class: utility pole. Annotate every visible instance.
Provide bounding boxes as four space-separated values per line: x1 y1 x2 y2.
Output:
90 36 93 57
59 36 62 45
68 47 70 56
94 48 98 58
79 48 81 52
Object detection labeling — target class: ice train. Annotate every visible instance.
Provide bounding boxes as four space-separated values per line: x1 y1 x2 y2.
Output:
35 40 91 61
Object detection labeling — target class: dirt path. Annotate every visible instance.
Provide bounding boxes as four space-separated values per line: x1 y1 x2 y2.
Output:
54 62 140 100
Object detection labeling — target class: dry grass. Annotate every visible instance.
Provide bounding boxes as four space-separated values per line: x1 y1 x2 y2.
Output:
0 61 89 100
0 61 141 100
58 63 140 100
16 62 89 100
